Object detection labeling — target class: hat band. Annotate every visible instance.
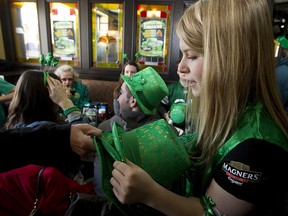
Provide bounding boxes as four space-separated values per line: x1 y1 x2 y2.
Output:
137 91 155 110
121 131 141 166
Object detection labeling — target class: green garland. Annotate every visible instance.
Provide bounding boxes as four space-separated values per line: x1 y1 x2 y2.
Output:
200 196 216 216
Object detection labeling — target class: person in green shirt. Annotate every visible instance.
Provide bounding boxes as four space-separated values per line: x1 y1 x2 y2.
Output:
54 65 91 110
0 77 14 128
157 74 188 131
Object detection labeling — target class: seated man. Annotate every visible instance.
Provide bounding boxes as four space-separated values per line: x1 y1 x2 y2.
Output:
98 67 168 132
94 67 172 198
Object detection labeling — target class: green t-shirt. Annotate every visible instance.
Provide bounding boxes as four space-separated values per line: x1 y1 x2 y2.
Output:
0 78 15 124
167 81 185 106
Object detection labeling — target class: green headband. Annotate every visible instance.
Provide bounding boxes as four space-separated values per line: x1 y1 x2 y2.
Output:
43 71 49 86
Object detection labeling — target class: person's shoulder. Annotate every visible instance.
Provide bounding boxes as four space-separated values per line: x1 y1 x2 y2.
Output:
276 57 288 68
276 65 288 79
0 78 14 101
166 81 178 87
0 78 14 87
73 81 88 92
74 81 86 87
165 81 178 93
98 119 112 132
227 138 288 160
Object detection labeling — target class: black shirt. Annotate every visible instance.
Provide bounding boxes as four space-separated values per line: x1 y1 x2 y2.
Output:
213 138 288 214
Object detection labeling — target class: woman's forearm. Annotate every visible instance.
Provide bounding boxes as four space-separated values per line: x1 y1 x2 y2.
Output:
144 183 204 216
0 92 14 102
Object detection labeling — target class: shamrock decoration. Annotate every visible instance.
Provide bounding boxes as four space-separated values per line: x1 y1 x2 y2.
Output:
39 52 59 68
50 57 59 67
135 52 141 58
39 54 45 65
122 53 140 65
122 53 131 63
44 52 53 66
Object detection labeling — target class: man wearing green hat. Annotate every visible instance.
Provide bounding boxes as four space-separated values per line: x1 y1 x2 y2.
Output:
98 67 169 132
276 35 288 112
94 67 183 212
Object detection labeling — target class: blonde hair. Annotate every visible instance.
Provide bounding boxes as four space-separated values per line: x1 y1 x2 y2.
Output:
54 65 79 81
177 0 288 165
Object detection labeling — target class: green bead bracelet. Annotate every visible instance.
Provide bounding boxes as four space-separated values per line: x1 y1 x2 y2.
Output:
63 105 80 117
200 196 216 216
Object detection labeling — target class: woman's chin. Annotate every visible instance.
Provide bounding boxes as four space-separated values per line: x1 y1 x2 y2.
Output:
190 87 200 97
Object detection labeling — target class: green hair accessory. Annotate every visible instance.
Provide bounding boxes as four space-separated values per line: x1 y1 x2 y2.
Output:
39 52 59 68
39 54 45 65
43 71 49 86
50 57 59 67
135 52 141 58
122 53 131 63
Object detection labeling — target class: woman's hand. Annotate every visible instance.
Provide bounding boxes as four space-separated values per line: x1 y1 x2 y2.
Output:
111 160 204 216
47 76 74 109
110 159 157 205
163 112 174 125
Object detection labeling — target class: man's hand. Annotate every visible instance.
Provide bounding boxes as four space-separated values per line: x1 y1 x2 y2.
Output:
70 124 102 158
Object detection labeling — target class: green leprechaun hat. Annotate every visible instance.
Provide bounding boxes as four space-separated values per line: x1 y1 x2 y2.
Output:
93 119 191 215
120 67 168 115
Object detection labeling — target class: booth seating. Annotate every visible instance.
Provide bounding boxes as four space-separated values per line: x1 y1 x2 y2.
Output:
0 69 118 117
82 79 117 116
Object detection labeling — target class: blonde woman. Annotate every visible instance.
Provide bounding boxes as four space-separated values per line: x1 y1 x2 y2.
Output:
109 0 288 215
55 65 90 109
